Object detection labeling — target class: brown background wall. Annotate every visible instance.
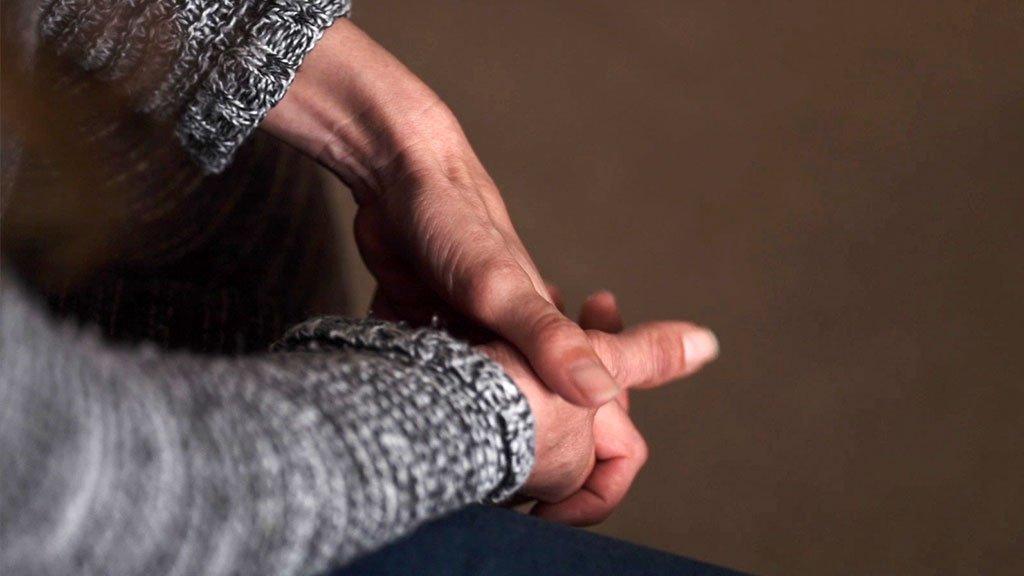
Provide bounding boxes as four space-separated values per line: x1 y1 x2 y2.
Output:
343 2 1023 574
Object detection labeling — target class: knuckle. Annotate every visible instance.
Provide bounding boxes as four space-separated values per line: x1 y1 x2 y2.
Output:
531 312 580 350
632 435 650 467
584 507 614 526
460 259 523 314
646 328 685 383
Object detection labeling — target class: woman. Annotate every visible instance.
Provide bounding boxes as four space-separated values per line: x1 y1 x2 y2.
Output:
0 2 725 574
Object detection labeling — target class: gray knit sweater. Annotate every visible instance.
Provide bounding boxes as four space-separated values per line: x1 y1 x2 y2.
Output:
0 0 537 574
38 0 354 172
0 277 535 575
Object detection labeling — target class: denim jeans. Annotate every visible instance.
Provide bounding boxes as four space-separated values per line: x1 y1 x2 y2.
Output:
332 505 746 576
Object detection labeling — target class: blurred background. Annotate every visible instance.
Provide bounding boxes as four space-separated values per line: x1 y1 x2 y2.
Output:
336 2 1024 574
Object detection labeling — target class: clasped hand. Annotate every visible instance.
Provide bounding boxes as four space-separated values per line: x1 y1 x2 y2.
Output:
263 19 719 526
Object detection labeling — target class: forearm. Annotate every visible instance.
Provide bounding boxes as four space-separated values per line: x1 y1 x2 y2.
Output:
0 280 534 575
29 0 353 172
261 18 475 202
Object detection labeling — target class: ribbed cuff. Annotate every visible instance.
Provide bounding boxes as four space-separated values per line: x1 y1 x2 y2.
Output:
274 317 536 503
178 0 352 173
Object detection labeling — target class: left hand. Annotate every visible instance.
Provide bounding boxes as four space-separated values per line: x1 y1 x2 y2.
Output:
263 19 622 408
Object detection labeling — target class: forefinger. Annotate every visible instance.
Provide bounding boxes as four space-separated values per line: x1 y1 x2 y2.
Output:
588 321 719 391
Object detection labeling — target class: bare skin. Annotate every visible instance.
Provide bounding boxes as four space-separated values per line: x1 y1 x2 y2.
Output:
264 19 624 407
486 292 718 525
262 19 720 525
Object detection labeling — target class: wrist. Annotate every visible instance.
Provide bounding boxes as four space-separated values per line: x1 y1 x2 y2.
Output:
262 18 465 201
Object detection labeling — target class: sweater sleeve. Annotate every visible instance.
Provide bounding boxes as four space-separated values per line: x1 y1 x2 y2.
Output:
34 0 352 172
0 279 535 575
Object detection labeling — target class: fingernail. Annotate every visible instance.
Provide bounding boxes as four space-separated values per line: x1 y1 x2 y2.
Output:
586 290 616 304
569 361 620 404
683 327 720 366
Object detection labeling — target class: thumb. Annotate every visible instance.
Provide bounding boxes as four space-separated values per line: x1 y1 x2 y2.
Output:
462 262 620 407
498 290 621 407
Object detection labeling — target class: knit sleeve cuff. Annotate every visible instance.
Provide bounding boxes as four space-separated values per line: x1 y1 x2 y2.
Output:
273 316 536 503
178 0 352 173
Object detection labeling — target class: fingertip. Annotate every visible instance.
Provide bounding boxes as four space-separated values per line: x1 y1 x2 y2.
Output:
585 290 616 306
580 291 624 333
682 325 720 367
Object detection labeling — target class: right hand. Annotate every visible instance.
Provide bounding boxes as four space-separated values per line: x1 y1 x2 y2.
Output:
479 292 719 525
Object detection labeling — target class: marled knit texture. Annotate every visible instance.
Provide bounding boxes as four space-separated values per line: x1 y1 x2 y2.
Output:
37 0 352 172
0 278 535 575
276 316 536 501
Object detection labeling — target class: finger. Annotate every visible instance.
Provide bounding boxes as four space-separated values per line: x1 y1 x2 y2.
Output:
440 217 618 406
578 291 624 333
588 321 719 390
579 291 630 410
616 390 631 412
489 286 621 407
531 402 646 526
545 281 566 313
457 256 620 406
